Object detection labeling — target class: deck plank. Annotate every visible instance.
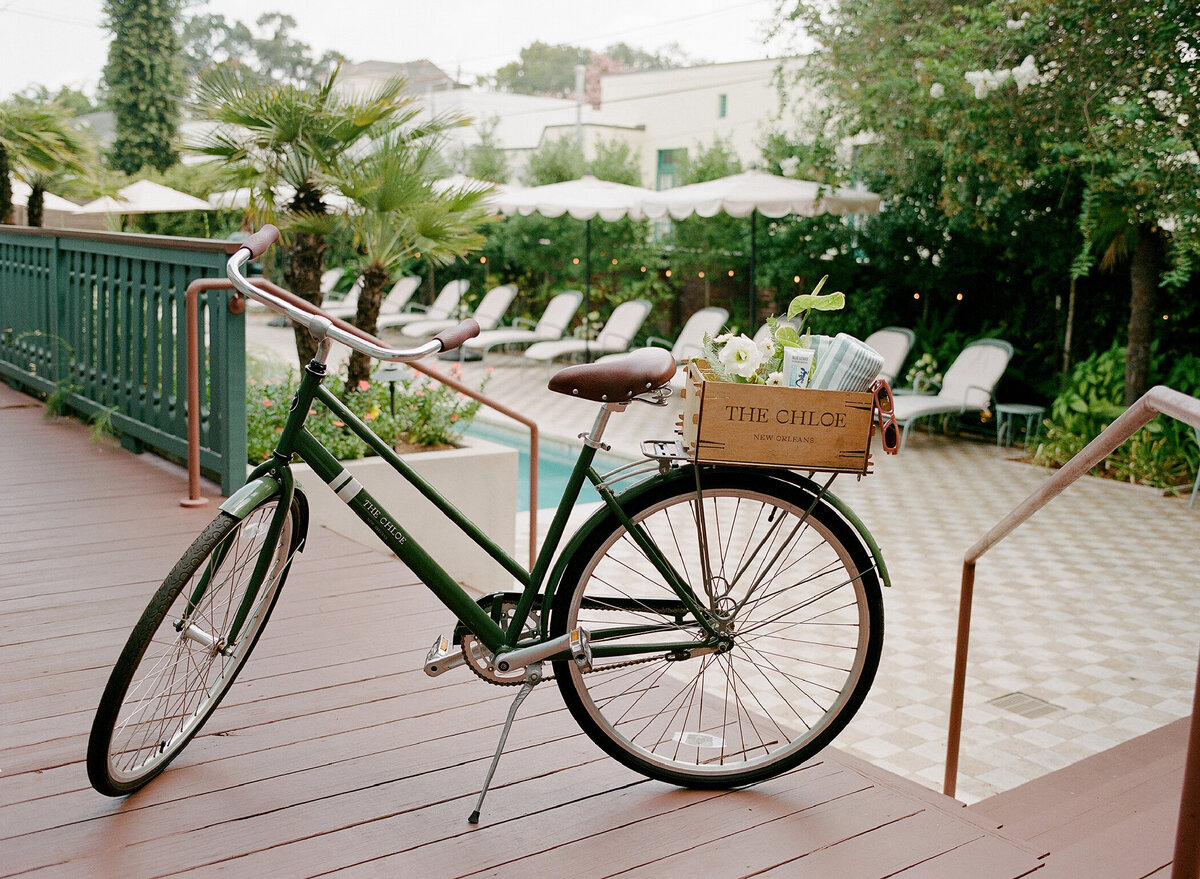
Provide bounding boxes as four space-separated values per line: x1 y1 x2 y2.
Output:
0 384 1047 878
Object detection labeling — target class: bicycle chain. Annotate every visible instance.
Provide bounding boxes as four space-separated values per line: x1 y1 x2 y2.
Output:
463 647 664 687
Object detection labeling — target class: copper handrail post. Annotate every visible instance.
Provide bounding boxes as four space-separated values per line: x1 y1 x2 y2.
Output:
942 386 1200 876
184 276 540 569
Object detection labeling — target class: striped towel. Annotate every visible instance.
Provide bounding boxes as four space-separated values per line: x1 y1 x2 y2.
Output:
810 333 885 392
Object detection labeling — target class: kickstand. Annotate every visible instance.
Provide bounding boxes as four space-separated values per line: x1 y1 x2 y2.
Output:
468 670 539 824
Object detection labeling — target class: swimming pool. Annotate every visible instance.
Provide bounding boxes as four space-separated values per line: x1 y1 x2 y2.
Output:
466 420 630 512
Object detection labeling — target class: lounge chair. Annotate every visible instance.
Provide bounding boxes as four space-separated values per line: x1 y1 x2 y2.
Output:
461 290 584 364
892 338 1014 450
376 279 468 331
269 266 350 323
399 284 517 339
864 326 916 384
523 299 653 365
323 275 421 322
634 306 727 390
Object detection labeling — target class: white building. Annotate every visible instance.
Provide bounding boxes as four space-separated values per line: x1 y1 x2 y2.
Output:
336 57 812 188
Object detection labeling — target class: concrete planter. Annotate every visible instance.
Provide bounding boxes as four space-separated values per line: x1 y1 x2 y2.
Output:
291 435 518 591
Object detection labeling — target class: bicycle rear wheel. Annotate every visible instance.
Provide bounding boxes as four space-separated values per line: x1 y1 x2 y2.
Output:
87 496 301 796
550 468 883 788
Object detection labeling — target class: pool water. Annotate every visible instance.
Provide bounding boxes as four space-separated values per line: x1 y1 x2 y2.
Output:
466 421 628 512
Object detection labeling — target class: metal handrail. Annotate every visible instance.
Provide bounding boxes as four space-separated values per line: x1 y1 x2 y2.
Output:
943 385 1200 878
183 277 540 570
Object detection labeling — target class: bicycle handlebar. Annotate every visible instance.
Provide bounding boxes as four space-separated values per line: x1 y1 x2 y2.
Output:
227 228 480 363
240 223 280 259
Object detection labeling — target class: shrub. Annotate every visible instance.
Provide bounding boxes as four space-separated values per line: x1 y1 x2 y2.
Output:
246 365 486 464
1034 345 1200 493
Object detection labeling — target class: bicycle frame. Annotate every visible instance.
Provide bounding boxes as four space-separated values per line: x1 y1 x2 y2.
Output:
225 336 724 662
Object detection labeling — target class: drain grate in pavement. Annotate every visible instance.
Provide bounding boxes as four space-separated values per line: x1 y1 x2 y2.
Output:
988 691 1065 719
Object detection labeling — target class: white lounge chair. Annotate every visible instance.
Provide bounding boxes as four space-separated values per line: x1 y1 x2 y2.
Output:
399 284 517 339
323 275 421 323
864 326 916 385
460 290 584 364
893 338 1014 450
376 279 469 331
524 299 653 365
269 266 350 323
636 307 727 390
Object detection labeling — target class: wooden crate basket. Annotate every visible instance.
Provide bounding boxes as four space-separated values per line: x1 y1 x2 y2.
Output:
677 360 876 475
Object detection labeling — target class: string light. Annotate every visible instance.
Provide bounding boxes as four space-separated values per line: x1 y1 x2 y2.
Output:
955 293 963 301
914 293 921 300
698 271 705 279
572 257 580 265
728 270 735 277
611 258 618 265
793 275 801 283
479 256 487 264
665 269 672 278
640 265 647 273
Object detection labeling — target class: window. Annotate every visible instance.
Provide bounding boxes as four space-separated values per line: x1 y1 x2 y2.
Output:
718 93 727 118
656 148 686 191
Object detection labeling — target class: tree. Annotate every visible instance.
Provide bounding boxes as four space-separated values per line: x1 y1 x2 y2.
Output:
494 42 591 98
0 99 93 225
336 133 493 392
775 0 1200 402
192 65 419 366
181 10 343 86
102 0 184 174
448 115 509 183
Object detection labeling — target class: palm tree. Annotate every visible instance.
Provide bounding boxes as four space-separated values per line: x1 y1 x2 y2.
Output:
0 99 91 225
191 64 420 365
335 133 494 392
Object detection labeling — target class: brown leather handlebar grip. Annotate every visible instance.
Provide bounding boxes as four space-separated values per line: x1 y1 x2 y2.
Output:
241 224 280 258
433 319 480 352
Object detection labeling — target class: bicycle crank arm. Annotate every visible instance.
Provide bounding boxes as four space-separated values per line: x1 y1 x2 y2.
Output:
424 634 467 677
494 629 592 675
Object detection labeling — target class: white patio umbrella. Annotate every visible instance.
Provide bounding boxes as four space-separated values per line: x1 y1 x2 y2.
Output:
644 169 882 322
75 179 212 214
205 184 355 213
10 179 80 214
494 175 658 356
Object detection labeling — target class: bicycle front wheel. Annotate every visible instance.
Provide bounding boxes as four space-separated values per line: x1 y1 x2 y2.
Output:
550 468 883 788
87 496 301 796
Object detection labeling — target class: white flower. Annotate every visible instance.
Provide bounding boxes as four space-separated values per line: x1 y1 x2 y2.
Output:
780 156 800 177
964 69 991 99
1012 55 1040 92
929 82 945 99
713 332 733 344
758 335 778 359
765 371 784 387
718 334 763 380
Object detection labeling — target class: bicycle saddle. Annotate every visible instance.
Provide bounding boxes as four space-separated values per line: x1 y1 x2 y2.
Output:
547 347 676 402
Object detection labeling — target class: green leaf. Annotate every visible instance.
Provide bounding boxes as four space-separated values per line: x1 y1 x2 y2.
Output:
787 291 845 319
774 325 803 348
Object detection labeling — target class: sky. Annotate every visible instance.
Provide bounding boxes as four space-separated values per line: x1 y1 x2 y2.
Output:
0 0 791 99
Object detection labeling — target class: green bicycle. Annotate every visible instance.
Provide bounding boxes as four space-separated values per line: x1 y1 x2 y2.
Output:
87 225 889 821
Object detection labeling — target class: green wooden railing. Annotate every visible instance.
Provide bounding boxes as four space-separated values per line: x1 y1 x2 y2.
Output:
0 227 246 494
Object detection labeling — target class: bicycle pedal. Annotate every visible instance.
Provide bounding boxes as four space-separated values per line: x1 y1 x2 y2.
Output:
424 634 464 677
569 628 593 673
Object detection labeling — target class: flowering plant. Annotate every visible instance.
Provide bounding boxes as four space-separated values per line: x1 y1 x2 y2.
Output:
246 365 486 463
699 276 846 385
904 353 942 393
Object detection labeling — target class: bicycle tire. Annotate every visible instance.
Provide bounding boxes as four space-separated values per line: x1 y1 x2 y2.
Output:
87 496 301 796
550 467 883 788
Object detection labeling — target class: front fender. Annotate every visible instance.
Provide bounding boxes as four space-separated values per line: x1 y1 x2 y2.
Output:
219 474 310 555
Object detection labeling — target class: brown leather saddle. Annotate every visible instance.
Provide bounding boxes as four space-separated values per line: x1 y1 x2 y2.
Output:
547 347 676 403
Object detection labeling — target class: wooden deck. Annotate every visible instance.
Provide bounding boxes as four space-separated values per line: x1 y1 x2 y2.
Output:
0 380 1172 878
